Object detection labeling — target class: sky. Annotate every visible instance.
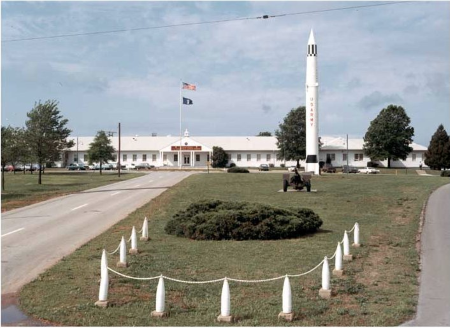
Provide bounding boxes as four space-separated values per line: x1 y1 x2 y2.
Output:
1 1 449 146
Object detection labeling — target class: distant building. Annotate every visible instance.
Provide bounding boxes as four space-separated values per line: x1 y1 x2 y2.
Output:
64 129 427 169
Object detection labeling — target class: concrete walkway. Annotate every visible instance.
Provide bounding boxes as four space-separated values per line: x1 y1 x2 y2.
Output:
403 183 450 326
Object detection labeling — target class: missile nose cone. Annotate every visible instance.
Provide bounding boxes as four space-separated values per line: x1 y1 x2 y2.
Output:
308 29 316 45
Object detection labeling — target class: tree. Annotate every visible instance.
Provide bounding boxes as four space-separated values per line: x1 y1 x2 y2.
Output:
363 104 414 168
25 100 73 184
424 124 450 170
275 106 306 168
257 131 272 136
1 126 14 190
211 146 228 168
87 131 115 175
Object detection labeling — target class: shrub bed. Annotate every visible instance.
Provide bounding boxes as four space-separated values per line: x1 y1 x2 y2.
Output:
165 199 322 240
441 170 450 177
227 167 249 173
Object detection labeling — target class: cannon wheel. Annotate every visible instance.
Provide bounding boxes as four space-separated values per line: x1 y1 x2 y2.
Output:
306 182 311 192
283 179 288 192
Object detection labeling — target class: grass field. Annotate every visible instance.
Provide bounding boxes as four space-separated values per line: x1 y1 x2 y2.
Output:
1 170 142 212
19 173 449 326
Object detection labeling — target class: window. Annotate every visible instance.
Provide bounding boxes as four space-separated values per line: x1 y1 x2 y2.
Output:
257 154 261 161
343 153 347 161
196 154 200 162
266 154 271 161
412 153 416 161
142 154 147 161
152 154 157 162
326 153 335 161
74 156 78 162
174 154 178 162
84 154 88 162
133 154 137 161
237 154 241 162
354 153 364 161
207 154 210 162
247 154 251 161
123 154 127 162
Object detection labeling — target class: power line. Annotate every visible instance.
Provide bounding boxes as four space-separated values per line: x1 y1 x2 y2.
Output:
2 1 412 43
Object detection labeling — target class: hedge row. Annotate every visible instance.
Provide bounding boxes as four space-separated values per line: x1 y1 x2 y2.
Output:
165 199 322 240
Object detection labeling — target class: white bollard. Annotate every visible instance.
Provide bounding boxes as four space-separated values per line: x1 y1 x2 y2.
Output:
95 250 109 307
278 276 294 321
353 222 361 247
333 242 344 277
343 230 353 261
319 256 331 299
217 279 233 322
117 236 127 267
151 276 167 317
130 226 138 254
140 217 149 241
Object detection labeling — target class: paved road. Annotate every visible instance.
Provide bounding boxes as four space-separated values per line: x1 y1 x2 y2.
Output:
403 183 450 326
1 171 193 294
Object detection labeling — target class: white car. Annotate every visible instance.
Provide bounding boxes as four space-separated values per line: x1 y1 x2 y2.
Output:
358 167 380 174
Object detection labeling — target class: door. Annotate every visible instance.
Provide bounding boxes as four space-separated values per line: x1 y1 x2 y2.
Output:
184 155 190 165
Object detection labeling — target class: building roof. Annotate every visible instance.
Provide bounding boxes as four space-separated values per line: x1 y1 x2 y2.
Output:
68 135 427 152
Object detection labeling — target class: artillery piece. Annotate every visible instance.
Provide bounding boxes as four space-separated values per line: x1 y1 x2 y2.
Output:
282 171 312 192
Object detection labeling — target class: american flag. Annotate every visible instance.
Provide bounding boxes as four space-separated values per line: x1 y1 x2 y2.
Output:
182 82 196 91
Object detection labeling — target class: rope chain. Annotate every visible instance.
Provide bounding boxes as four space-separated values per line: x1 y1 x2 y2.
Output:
106 243 121 255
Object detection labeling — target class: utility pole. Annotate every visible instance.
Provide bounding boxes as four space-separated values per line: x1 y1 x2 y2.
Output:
346 134 349 176
76 136 79 164
118 123 121 178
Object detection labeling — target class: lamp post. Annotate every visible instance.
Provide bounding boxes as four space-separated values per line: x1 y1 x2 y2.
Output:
118 123 121 178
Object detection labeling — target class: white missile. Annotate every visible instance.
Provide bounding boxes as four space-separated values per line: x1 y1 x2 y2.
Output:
305 29 320 175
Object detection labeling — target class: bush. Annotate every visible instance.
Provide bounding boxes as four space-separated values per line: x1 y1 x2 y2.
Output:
280 163 285 168
227 167 249 173
441 170 450 177
229 163 236 168
165 199 323 240
269 163 275 168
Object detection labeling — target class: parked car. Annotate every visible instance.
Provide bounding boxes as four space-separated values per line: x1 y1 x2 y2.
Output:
342 165 359 173
322 164 336 173
67 163 86 171
94 163 113 170
134 163 155 170
288 166 297 172
358 167 380 174
25 164 41 171
259 164 269 171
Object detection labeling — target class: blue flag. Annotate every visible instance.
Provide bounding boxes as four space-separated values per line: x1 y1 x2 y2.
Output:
183 97 193 105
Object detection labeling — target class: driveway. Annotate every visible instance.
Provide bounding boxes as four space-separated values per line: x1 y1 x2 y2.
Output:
1 171 193 294
403 183 450 326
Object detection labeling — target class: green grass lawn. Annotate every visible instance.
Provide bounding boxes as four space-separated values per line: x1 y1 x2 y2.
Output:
1 170 143 212
19 173 449 326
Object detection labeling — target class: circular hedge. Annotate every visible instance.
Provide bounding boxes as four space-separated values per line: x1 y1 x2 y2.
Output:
165 199 322 240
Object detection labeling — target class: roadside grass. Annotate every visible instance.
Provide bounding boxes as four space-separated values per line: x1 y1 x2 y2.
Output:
1 171 142 212
19 174 448 326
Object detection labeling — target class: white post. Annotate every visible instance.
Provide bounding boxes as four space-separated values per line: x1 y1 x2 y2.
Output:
95 250 109 307
130 226 138 254
117 236 127 267
221 279 230 316
333 242 344 277
343 230 353 261
278 275 294 321
319 256 331 299
353 222 361 247
141 217 149 241
282 276 292 313
151 276 167 317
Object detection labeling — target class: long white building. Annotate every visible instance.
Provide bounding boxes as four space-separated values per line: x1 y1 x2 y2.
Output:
65 130 427 169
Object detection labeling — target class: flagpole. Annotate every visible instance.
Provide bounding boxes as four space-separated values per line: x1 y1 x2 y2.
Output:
179 79 182 170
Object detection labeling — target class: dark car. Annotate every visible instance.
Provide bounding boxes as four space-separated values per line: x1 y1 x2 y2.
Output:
135 163 155 170
322 164 336 173
68 163 86 171
342 165 359 173
259 164 269 171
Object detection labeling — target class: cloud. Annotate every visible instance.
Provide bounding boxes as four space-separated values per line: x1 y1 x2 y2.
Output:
357 91 403 110
403 84 419 95
347 78 362 90
262 104 272 114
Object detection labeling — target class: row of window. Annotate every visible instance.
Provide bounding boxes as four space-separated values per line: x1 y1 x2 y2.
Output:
236 154 272 162
75 152 423 163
